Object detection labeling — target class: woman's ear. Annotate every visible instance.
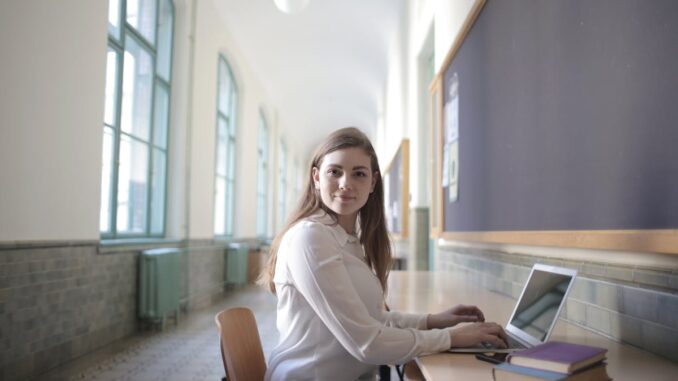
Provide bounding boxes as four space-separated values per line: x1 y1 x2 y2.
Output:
312 167 320 189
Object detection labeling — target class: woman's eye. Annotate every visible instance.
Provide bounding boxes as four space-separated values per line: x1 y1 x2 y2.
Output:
355 171 367 178
327 169 341 176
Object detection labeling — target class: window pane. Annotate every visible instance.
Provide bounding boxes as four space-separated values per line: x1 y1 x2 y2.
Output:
150 149 166 235
117 135 149 234
227 138 236 180
218 116 227 140
214 176 226 235
216 136 227 176
126 0 156 44
216 117 227 175
100 126 115 233
121 36 153 141
104 47 120 127
279 143 286 228
257 159 265 194
225 179 234 236
261 198 267 236
108 0 122 40
156 0 173 81
153 83 169 148
218 60 232 114
229 92 237 135
257 114 268 237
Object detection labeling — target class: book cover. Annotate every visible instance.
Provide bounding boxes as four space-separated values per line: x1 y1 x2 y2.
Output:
493 362 610 381
507 341 607 374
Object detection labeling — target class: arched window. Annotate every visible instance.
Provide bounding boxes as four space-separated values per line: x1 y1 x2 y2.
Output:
100 0 174 238
277 140 287 230
214 55 238 237
256 111 269 237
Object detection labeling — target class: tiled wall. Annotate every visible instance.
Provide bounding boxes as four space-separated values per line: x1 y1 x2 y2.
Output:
437 245 678 362
185 242 228 310
0 240 257 381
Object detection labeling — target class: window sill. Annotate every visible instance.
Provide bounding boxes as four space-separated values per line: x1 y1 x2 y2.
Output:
98 238 182 254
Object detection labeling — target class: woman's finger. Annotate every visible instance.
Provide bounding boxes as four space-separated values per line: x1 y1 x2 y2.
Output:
483 323 509 346
457 315 481 323
483 334 507 349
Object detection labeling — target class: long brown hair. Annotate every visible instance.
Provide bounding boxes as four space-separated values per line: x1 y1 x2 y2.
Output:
259 127 392 294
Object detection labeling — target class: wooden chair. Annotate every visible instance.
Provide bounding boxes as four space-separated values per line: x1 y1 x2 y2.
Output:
215 307 267 381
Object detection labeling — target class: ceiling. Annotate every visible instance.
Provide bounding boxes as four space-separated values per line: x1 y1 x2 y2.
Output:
214 0 405 159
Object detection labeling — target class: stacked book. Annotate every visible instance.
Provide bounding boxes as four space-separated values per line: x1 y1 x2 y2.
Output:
493 341 610 381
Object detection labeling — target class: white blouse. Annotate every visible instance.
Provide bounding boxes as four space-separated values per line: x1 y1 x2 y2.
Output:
265 213 452 381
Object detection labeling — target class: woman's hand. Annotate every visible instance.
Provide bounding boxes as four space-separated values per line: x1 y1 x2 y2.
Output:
427 304 485 329
448 322 509 349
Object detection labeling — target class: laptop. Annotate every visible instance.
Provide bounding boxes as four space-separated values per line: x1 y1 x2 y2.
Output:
448 263 577 353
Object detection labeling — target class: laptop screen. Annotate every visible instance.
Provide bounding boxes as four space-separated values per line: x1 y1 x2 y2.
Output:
507 265 576 344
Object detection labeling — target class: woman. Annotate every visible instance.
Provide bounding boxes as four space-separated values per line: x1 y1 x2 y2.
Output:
261 127 507 380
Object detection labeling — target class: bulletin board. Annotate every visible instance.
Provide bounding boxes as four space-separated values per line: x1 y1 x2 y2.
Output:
384 139 410 239
430 0 678 254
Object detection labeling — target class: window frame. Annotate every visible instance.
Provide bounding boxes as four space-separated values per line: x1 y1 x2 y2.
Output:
100 0 174 239
277 140 287 230
214 55 238 238
256 111 269 238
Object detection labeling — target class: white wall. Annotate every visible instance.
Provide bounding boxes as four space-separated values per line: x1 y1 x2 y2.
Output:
0 0 108 242
186 0 293 239
433 0 478 74
165 0 193 240
0 0 300 243
378 1 408 168
378 0 479 208
406 0 435 207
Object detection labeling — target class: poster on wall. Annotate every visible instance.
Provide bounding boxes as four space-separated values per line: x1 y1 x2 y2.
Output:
448 141 459 202
445 72 460 203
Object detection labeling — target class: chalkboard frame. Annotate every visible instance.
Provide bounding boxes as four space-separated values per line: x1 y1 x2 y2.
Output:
383 139 410 240
429 75 443 238
431 0 678 255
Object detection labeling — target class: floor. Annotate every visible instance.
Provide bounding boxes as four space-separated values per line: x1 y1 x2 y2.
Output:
39 285 279 381
38 284 404 381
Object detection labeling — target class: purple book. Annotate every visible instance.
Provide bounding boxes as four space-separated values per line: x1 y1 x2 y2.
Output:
507 341 607 374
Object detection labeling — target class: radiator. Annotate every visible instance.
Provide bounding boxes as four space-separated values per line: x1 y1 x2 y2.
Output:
138 248 181 329
225 243 249 286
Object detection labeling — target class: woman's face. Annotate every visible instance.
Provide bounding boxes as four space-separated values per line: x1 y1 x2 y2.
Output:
312 147 377 231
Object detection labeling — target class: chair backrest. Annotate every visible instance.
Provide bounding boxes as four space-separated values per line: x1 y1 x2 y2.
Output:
215 307 267 381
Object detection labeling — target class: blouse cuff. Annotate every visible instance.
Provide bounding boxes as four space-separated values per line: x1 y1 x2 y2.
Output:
416 328 453 355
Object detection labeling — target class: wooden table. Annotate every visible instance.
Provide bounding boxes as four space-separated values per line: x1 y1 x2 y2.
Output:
386 271 678 381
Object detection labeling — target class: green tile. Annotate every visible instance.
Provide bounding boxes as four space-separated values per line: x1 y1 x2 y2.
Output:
565 299 587 325
642 322 678 363
582 262 606 277
633 269 670 288
605 266 633 282
621 286 658 321
618 314 644 347
593 281 623 311
586 304 610 334
656 293 678 330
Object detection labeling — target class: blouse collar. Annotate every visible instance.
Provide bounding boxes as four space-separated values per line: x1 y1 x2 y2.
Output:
308 211 359 246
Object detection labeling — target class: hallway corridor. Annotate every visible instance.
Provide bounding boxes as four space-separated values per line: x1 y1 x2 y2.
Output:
39 286 278 381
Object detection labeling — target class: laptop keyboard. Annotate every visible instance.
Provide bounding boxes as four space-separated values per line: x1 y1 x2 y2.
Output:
482 336 527 350
506 336 527 349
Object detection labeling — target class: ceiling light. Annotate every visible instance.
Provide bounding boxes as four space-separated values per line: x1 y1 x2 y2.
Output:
274 0 309 14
